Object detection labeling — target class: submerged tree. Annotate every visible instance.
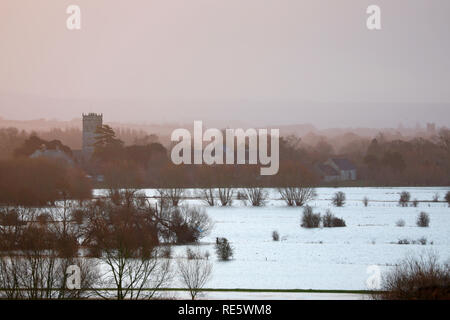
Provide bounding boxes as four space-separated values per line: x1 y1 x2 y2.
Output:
332 192 346 207
85 192 172 299
177 248 213 300
374 253 450 300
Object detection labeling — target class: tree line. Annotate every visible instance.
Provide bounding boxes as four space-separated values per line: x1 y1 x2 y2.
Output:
0 125 449 199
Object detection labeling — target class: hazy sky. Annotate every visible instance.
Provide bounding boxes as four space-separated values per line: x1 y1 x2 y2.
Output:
0 0 449 127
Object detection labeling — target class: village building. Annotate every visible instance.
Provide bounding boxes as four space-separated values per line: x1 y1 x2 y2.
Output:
30 144 74 166
316 158 357 182
82 113 103 159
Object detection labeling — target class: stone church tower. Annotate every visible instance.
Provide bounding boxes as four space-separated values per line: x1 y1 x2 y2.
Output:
82 113 103 158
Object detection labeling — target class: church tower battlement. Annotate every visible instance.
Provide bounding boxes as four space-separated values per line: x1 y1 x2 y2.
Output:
82 113 103 158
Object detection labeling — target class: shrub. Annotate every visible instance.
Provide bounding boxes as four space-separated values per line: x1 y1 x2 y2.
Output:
278 187 316 207
432 193 440 202
418 237 428 245
374 253 450 300
199 188 216 206
323 215 334 227
243 188 267 207
160 246 172 259
177 249 213 300
396 219 405 227
215 238 233 261
445 191 450 207
322 210 346 227
399 191 411 207
397 238 429 245
236 191 248 201
332 192 346 207
362 197 369 207
412 199 419 207
168 206 213 244
417 212 430 227
186 248 202 260
272 231 280 241
331 217 346 227
0 255 99 299
157 188 185 207
301 206 321 228
218 188 234 206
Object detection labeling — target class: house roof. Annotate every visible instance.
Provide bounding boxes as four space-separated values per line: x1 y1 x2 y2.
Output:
331 158 356 171
317 164 339 176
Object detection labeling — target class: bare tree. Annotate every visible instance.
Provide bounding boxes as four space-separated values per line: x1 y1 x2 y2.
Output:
199 188 216 206
278 187 316 207
272 231 280 241
0 206 33 252
0 256 22 299
157 188 185 207
432 193 440 202
243 188 267 207
0 208 62 299
362 197 369 207
417 212 430 227
445 191 450 207
167 206 213 244
301 205 321 228
215 238 234 261
322 209 346 228
0 253 62 299
85 196 173 300
398 191 411 207
0 206 99 299
108 188 142 207
332 192 346 207
374 252 450 300
177 248 213 300
97 247 172 300
57 257 100 299
218 188 234 206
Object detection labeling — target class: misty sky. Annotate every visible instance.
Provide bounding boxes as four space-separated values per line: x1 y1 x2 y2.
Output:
0 0 449 128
